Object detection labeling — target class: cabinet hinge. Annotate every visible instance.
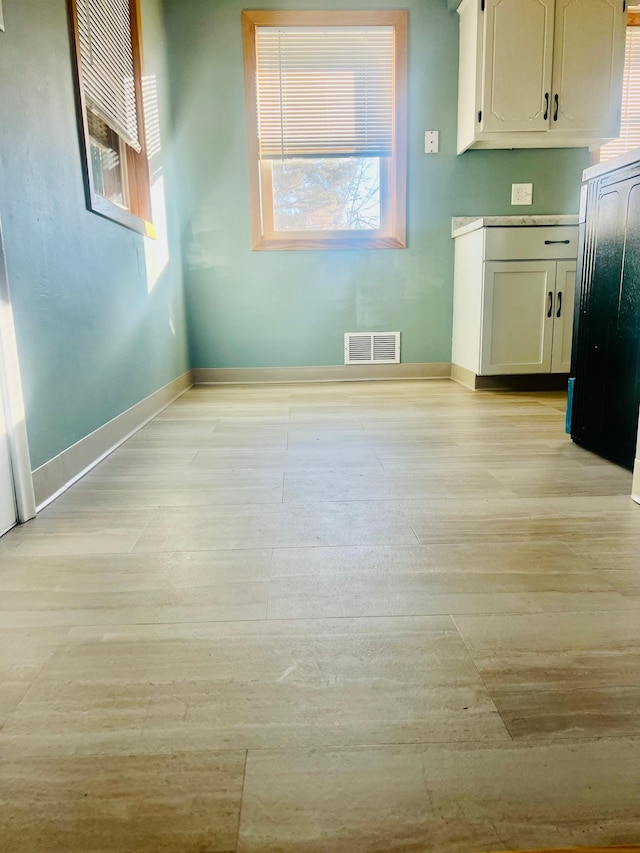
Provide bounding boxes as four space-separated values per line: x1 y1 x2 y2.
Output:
478 110 482 123
623 0 626 12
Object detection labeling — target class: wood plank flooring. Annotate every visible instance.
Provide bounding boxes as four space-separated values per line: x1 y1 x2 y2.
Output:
1 380 639 852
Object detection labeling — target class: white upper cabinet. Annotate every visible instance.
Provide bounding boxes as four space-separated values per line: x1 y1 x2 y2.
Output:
551 0 626 136
456 0 626 152
481 0 555 134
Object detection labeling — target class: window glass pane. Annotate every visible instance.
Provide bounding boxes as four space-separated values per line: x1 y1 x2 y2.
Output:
271 157 381 231
87 110 128 208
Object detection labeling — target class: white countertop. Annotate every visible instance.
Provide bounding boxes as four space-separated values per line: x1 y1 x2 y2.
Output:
451 215 579 239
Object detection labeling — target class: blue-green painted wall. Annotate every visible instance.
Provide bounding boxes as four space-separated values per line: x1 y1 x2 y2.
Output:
0 0 189 470
164 0 590 370
0 0 592 470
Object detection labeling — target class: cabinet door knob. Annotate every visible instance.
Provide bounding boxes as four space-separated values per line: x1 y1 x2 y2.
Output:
544 239 570 245
547 291 553 318
553 93 559 121
543 92 549 121
556 291 563 318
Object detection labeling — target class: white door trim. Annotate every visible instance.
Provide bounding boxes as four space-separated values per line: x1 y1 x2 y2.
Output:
0 219 36 523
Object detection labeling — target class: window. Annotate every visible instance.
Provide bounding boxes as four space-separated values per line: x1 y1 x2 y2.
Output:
598 9 640 163
242 10 408 250
69 0 152 234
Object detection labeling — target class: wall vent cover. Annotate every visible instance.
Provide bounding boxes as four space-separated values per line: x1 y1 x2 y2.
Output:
344 332 400 365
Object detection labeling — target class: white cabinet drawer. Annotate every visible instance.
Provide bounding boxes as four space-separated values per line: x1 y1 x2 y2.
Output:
484 226 579 261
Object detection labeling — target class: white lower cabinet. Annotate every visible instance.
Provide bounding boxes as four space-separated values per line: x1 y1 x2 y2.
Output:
481 259 576 374
452 220 578 385
550 260 576 373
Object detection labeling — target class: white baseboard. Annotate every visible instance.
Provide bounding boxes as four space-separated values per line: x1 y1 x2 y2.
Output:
32 372 193 510
192 363 451 384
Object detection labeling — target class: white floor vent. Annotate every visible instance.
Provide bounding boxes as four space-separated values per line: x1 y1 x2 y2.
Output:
344 332 400 365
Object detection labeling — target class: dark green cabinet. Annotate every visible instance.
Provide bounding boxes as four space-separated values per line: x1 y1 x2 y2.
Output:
571 153 640 470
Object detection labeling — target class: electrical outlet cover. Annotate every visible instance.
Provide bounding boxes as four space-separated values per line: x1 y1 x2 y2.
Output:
424 131 439 153
511 183 533 205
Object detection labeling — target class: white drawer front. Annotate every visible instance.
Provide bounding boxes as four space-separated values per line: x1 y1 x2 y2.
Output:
484 226 579 261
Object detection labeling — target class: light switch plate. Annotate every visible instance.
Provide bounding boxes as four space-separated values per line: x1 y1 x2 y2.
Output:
424 131 439 153
511 183 533 205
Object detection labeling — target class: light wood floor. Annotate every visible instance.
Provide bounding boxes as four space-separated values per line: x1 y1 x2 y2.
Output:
1 379 639 853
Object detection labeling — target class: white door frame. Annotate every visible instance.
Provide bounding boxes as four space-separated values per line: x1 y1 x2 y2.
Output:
0 218 36 523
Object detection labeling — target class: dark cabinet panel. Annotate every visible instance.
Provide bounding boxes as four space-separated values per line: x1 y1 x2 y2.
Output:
571 157 640 470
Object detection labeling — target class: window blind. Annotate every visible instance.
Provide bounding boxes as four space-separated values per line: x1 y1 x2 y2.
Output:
255 26 394 159
76 0 141 152
600 24 640 162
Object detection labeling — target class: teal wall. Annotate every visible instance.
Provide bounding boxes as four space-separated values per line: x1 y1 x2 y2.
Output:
0 0 592 471
0 0 189 470
164 0 590 370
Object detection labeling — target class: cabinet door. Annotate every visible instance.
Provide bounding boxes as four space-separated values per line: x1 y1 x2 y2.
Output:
481 261 556 374
481 0 555 133
551 0 626 137
550 260 576 373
